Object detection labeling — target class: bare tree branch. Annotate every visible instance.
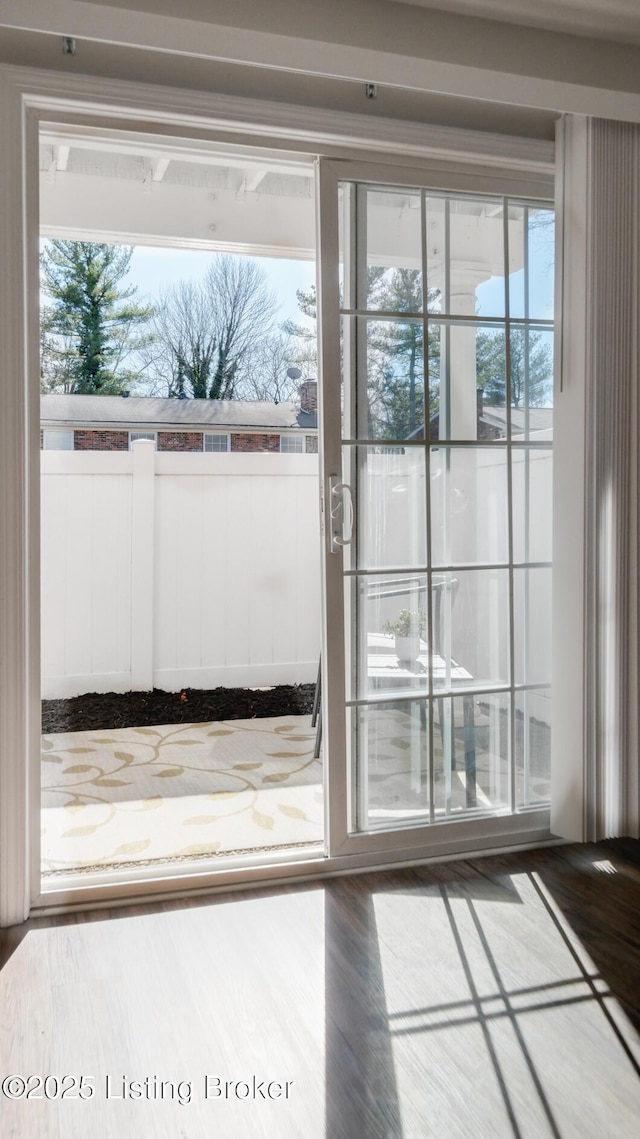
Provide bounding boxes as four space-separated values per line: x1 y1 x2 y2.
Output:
142 255 278 399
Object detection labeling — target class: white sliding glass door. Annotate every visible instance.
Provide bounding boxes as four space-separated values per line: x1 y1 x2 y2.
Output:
318 159 554 858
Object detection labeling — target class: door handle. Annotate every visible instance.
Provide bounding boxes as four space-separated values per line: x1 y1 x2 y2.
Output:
329 475 354 552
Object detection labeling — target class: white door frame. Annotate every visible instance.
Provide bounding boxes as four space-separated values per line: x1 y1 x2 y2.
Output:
317 156 555 859
0 64 555 926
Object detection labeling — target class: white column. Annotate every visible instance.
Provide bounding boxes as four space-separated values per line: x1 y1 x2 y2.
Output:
447 273 482 441
441 274 483 575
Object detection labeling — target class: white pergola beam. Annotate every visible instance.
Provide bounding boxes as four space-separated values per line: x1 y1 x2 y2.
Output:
39 127 314 181
40 169 316 258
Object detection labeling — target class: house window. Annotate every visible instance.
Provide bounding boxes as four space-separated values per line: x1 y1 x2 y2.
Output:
280 434 306 453
204 433 230 452
129 431 157 449
42 428 74 450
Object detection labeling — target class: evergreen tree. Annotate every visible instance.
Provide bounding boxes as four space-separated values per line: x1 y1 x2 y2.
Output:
367 269 441 438
40 240 153 394
284 270 441 438
477 326 553 408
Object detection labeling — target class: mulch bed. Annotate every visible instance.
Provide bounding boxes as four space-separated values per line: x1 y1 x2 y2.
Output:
42 684 316 734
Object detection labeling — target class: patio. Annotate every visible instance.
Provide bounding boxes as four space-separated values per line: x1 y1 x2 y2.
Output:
41 696 551 874
41 713 323 874
39 446 550 876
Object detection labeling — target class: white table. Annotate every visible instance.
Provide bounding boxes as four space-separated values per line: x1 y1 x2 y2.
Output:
365 634 477 806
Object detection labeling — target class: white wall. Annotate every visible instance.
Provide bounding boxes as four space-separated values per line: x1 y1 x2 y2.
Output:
4 0 640 119
41 444 321 698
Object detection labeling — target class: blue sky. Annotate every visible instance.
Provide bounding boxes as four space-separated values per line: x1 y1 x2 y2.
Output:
42 212 554 328
476 214 555 322
124 246 317 327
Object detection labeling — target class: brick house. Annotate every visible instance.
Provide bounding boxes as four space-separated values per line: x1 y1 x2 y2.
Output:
40 381 318 454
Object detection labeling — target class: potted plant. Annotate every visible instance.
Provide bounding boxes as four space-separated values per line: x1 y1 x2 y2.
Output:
383 608 426 664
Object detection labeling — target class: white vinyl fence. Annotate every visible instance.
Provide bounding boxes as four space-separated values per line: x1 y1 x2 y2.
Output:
41 442 322 699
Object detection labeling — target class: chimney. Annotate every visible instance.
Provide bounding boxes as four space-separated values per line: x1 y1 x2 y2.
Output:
299 379 317 414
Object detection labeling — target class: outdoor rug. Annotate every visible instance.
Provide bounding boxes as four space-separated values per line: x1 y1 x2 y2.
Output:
41 714 323 875
40 705 549 876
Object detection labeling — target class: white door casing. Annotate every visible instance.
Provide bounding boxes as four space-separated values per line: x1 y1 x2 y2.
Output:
0 64 554 925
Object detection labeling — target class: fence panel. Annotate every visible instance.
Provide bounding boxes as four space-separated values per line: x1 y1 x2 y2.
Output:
153 453 321 691
41 447 321 699
41 451 134 697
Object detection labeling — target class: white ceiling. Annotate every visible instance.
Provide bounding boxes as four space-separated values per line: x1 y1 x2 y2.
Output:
387 0 640 44
38 125 535 280
39 128 318 258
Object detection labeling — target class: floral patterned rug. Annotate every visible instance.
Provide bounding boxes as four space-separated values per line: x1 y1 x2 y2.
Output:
40 705 549 876
41 715 323 875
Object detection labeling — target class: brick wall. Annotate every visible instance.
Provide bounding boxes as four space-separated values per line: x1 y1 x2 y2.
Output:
74 430 129 450
230 433 280 452
48 427 318 452
158 431 203 451
299 380 317 413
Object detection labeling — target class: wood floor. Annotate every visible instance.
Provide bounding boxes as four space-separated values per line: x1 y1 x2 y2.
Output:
2 841 640 1138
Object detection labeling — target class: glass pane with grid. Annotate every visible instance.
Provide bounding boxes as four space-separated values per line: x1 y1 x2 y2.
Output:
433 692 511 818
340 180 553 835
350 701 430 831
515 687 551 807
